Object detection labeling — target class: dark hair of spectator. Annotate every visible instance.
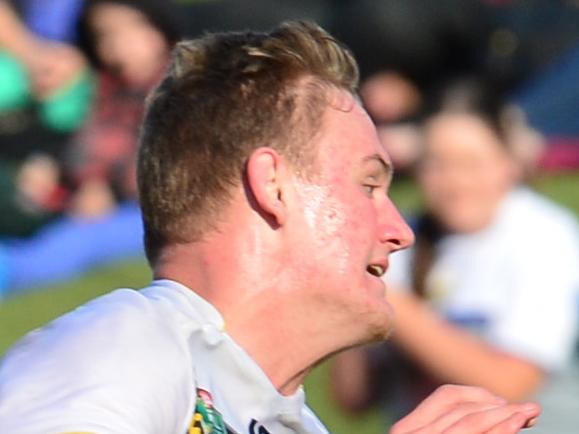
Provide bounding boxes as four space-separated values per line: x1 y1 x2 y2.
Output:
76 0 181 68
423 77 510 145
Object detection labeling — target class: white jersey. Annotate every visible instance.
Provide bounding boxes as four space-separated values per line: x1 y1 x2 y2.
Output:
0 280 330 434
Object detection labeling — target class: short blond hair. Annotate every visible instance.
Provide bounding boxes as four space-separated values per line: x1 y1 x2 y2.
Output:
138 21 359 263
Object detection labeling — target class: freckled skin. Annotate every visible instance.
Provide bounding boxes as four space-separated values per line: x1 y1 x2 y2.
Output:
288 92 414 346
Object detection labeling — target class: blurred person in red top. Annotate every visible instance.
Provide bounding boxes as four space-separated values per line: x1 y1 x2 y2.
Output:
67 0 179 216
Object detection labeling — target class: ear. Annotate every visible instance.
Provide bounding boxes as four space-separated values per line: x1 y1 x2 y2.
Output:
245 147 289 226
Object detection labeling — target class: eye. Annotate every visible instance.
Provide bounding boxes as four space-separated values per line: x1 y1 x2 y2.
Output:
363 184 379 195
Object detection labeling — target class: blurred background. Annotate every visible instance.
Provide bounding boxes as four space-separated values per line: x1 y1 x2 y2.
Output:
0 0 578 433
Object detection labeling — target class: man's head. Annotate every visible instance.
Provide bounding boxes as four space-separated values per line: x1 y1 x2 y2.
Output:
138 22 414 350
138 21 358 263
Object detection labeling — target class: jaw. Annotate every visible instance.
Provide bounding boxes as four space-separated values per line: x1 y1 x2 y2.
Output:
337 275 395 346
364 290 395 342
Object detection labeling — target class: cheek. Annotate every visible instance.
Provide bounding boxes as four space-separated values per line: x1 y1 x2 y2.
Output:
132 28 168 63
320 201 376 278
299 185 354 272
314 200 351 274
421 165 489 211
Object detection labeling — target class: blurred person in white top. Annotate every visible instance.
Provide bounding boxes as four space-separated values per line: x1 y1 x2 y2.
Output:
332 78 579 431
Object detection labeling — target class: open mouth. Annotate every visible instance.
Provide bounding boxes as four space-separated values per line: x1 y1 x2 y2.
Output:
366 264 385 277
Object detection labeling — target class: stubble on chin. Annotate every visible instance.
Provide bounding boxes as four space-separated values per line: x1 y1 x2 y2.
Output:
360 311 395 346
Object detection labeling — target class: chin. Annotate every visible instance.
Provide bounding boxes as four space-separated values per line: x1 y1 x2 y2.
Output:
121 70 155 89
359 299 395 345
362 319 394 345
436 207 494 234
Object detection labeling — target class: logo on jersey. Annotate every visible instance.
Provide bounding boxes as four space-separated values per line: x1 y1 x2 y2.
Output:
249 419 271 434
188 388 229 434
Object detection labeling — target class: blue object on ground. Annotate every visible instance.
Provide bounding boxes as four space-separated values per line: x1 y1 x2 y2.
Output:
0 201 144 297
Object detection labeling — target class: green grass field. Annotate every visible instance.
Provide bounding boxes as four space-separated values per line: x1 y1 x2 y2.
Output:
1 173 578 434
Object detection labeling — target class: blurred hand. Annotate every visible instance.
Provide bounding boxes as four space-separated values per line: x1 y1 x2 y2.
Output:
25 40 87 99
17 154 61 210
68 180 116 218
390 385 540 434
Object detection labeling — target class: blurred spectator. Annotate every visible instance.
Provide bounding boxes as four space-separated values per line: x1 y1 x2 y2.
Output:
0 1 89 100
0 1 92 235
331 79 579 432
0 0 180 294
68 0 179 216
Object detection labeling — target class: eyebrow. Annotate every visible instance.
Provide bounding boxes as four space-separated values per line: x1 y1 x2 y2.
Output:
362 154 394 184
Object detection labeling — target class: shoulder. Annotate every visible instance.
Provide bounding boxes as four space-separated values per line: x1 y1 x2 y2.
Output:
499 188 579 248
0 285 196 433
2 286 192 379
502 188 578 229
490 189 579 288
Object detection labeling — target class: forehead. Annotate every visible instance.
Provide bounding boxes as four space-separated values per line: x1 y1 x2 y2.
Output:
315 91 392 173
90 3 147 29
424 113 506 159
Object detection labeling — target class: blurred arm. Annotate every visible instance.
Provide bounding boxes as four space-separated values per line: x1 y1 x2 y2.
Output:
0 2 37 65
0 2 87 98
387 290 544 402
331 348 375 413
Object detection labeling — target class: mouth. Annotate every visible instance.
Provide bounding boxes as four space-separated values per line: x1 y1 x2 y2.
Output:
366 264 386 278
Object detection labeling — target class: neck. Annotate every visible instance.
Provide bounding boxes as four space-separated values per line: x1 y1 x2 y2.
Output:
221 290 336 395
153 227 339 396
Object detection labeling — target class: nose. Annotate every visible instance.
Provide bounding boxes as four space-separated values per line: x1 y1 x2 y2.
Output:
379 197 415 251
